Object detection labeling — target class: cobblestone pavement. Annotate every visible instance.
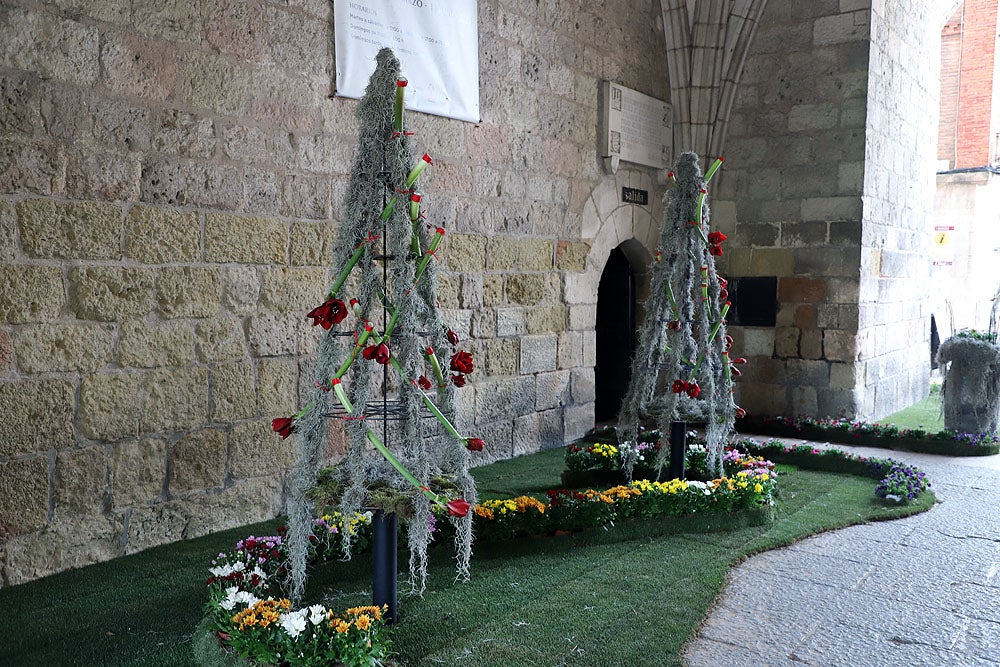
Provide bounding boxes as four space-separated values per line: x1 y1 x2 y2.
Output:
684 442 1000 667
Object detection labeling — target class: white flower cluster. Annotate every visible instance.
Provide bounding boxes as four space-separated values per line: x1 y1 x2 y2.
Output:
208 559 269 583
219 586 261 611
278 604 329 638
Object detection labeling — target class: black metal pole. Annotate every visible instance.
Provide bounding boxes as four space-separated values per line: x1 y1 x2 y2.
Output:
668 420 687 480
372 510 398 624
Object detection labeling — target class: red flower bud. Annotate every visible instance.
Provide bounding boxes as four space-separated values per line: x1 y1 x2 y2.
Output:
450 350 474 374
671 379 686 394
707 231 727 245
465 437 486 452
418 375 432 390
451 374 467 387
421 153 433 165
306 298 349 329
396 78 408 87
271 417 295 439
411 192 422 203
686 382 701 399
735 407 747 419
363 343 391 365
446 329 460 345
446 498 470 518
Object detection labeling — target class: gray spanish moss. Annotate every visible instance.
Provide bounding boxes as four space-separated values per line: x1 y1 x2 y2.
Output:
617 152 735 479
285 48 474 603
938 336 1000 435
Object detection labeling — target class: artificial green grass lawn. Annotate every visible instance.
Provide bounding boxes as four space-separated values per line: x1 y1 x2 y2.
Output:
0 448 934 667
881 387 943 432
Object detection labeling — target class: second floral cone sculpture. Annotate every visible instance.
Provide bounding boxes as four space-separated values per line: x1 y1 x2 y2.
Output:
276 48 481 603
617 152 744 480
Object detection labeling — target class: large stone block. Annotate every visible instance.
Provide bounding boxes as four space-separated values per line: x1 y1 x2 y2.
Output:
775 326 801 358
1 516 122 586
70 266 154 321
17 199 122 260
0 139 64 196
118 319 194 368
15 323 114 373
78 372 140 441
125 502 188 554
0 6 99 86
65 149 141 202
518 239 555 271
183 477 284 539
152 109 216 158
170 428 228 493
230 419 297 479
290 221 338 267
563 402 594 443
557 331 583 369
785 359 830 387
482 338 519 377
100 29 177 101
140 367 209 433
507 274 546 305
195 317 247 362
555 240 589 271
823 329 857 362
525 306 567 334
261 267 326 312
0 457 49 536
520 334 558 374
248 313 300 357
223 266 261 316
89 97 151 152
487 237 517 270
211 362 257 422
205 213 287 264
156 267 222 318
54 446 108 516
570 367 596 403
140 157 244 210
0 201 16 261
482 275 505 307
0 379 75 456
111 437 167 507
535 370 571 411
124 205 201 263
257 357 298 416
474 376 536 423
0 328 10 373
445 234 487 272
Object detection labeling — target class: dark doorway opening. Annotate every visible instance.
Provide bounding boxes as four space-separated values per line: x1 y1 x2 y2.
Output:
595 246 637 422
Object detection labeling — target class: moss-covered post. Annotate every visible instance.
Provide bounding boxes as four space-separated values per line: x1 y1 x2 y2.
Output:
617 152 744 479
272 48 482 607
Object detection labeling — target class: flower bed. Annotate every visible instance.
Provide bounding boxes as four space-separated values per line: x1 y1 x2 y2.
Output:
196 512 392 667
734 438 932 503
738 414 1000 456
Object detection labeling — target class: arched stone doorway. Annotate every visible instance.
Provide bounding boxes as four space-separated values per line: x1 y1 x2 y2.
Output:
595 246 636 422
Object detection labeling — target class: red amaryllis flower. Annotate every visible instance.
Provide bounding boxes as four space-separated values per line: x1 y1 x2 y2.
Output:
363 343 391 365
446 498 470 518
667 320 681 331
418 375 432 390
707 231 727 245
671 379 686 394
719 288 729 301
465 437 485 452
446 329 460 345
306 298 348 329
451 374 467 387
686 382 701 398
272 417 296 439
450 350 474 374
708 244 723 256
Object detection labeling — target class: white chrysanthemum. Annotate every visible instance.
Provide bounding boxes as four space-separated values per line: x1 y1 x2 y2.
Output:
219 587 260 611
279 609 308 638
308 604 327 625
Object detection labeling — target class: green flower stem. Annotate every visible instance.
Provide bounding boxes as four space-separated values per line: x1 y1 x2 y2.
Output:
332 381 354 413
697 192 706 227
330 245 366 298
689 303 731 379
704 157 724 183
665 280 679 318
394 78 407 133
723 350 733 386
378 195 398 223
405 154 432 189
333 325 373 379
426 348 446 389
382 227 444 340
364 428 443 506
293 399 315 420
409 193 422 257
691 219 709 245
700 265 709 302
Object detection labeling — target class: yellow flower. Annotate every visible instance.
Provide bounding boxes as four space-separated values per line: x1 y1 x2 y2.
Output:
332 619 350 633
354 614 372 631
753 483 764 494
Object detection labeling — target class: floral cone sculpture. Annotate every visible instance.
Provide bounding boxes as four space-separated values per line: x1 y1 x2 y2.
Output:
617 152 742 479
279 48 480 602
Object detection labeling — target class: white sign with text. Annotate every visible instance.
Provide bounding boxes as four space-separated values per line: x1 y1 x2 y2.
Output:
334 0 480 123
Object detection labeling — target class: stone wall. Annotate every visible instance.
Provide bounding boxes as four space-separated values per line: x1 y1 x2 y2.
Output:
713 0 873 418
0 0 668 584
857 0 938 418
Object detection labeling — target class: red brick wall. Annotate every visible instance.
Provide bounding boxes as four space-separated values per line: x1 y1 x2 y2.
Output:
939 0 1000 169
